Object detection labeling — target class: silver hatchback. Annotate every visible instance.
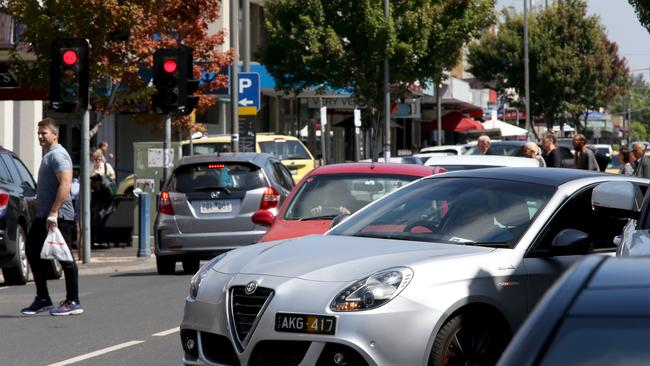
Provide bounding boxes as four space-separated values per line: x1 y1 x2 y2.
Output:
154 153 294 274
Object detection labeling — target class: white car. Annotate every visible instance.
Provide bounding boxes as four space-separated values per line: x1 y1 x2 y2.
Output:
417 145 467 156
423 155 540 171
180 168 644 366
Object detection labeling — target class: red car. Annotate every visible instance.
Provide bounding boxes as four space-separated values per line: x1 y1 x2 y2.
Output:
255 163 445 242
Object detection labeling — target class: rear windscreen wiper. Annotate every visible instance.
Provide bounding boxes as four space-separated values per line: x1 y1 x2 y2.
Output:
191 186 232 195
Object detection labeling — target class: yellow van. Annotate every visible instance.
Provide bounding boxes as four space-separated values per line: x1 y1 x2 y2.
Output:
181 134 316 182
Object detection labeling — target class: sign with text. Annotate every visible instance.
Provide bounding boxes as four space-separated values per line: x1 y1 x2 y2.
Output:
307 97 366 110
238 72 260 115
0 63 19 88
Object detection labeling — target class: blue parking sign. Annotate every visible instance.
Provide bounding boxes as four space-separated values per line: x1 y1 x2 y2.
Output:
238 72 260 112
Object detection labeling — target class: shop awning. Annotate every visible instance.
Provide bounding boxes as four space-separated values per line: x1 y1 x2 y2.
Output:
422 111 484 132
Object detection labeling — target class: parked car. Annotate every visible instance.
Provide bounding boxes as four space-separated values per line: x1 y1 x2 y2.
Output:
424 155 541 171
498 255 650 366
259 163 443 242
0 147 61 285
180 168 643 366
359 156 425 165
464 140 574 163
181 133 316 182
154 153 295 275
418 144 467 156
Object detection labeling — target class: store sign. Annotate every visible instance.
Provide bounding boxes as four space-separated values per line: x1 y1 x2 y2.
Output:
307 97 365 110
0 63 18 88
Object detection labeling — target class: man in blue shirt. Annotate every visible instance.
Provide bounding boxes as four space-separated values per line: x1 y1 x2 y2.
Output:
21 118 83 316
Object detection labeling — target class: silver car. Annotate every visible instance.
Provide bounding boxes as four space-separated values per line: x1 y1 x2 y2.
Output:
180 168 645 366
154 153 294 275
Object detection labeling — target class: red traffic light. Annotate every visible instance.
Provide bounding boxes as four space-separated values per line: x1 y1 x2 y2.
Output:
62 50 78 65
163 59 177 73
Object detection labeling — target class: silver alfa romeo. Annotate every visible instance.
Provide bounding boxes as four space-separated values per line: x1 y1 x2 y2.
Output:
180 168 647 366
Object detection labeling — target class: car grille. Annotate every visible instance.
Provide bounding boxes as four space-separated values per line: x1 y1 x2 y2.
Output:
250 340 311 366
200 332 240 366
229 285 274 350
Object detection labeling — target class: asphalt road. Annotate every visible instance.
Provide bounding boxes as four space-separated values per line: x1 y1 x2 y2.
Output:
0 265 192 366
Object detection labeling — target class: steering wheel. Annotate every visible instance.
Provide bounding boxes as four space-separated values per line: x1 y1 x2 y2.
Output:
404 219 437 233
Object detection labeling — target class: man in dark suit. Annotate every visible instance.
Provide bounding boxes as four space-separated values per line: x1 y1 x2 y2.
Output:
632 143 650 178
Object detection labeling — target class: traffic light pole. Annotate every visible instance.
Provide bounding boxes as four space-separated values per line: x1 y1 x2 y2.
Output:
230 0 239 152
163 114 171 185
81 108 91 264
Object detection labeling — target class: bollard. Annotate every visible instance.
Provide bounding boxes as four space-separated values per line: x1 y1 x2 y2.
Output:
138 192 151 257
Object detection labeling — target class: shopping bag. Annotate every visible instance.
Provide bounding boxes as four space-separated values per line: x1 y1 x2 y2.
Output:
40 227 74 262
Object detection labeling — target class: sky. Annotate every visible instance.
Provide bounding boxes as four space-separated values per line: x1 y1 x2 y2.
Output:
496 0 650 78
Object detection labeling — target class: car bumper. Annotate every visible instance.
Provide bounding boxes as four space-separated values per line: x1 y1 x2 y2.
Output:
156 229 267 257
180 271 439 366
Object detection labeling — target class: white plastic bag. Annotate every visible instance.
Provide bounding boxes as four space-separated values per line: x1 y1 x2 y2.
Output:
40 227 74 262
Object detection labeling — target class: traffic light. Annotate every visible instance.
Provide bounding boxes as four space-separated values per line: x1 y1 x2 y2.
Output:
50 38 90 113
178 45 199 116
152 48 180 114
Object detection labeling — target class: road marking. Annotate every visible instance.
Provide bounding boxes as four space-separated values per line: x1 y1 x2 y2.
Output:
152 327 180 337
0 286 8 290
47 340 144 366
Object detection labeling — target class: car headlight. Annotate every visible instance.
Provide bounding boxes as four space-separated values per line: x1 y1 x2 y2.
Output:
189 253 227 299
330 267 413 312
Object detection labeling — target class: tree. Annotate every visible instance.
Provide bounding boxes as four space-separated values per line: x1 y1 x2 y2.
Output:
468 0 628 130
4 0 231 135
611 74 650 141
629 0 650 33
261 0 496 154
630 121 648 142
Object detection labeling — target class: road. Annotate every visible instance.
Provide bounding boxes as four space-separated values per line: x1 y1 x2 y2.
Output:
0 266 192 366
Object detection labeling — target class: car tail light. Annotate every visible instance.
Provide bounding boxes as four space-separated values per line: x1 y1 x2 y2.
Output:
252 209 275 227
159 191 174 215
259 187 280 210
0 192 8 209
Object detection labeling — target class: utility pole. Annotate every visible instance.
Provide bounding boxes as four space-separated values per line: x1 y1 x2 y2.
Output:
230 0 240 152
383 0 391 161
436 82 442 146
242 0 250 72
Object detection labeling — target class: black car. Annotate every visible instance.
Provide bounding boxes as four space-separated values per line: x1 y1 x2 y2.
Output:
498 256 650 366
0 147 62 285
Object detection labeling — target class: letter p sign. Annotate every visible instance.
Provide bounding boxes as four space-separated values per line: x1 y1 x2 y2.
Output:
239 78 252 94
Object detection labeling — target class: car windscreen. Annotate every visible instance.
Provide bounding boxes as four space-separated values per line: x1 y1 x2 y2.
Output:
182 142 231 156
168 162 266 193
329 177 556 248
284 173 420 220
464 144 522 156
259 140 311 160
539 317 650 366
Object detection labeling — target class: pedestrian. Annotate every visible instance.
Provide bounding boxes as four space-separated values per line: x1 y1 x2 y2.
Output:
632 143 650 178
477 135 492 155
572 134 599 171
21 118 83 316
618 147 634 176
523 142 546 167
91 149 116 182
97 140 113 163
541 133 562 167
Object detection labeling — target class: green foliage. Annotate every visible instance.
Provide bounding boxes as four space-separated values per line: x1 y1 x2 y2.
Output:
630 121 648 142
611 74 650 138
629 0 650 33
468 0 629 128
261 0 496 123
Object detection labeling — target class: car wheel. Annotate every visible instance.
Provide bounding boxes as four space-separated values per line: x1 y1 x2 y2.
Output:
1 225 30 286
182 257 200 274
429 312 511 366
156 256 176 275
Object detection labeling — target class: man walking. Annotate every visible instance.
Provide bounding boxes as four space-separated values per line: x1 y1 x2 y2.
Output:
21 118 83 316
572 134 599 171
477 135 492 155
632 143 650 178
542 133 562 167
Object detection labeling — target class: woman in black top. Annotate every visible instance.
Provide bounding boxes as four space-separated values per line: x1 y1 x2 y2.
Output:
542 133 563 167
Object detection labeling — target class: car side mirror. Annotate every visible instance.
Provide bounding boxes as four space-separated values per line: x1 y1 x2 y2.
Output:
551 228 590 254
330 213 350 229
592 181 640 220
252 210 275 227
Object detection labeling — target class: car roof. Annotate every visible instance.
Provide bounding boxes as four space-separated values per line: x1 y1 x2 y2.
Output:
181 134 301 144
308 162 436 176
176 152 276 167
425 167 622 186
419 145 465 153
424 155 539 167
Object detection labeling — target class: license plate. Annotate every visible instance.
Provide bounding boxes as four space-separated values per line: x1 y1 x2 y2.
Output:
275 313 336 335
199 200 232 213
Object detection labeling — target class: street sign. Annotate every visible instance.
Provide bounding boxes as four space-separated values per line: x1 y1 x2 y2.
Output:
238 72 260 116
593 127 602 139
0 63 18 88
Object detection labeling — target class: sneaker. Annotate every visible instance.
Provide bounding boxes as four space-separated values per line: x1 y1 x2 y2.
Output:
21 297 53 315
49 300 84 316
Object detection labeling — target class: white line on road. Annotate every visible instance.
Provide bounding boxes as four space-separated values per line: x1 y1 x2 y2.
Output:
47 340 145 366
152 326 180 337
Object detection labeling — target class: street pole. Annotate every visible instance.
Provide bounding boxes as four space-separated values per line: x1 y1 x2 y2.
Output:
319 98 327 165
524 0 532 139
436 82 442 146
628 94 632 146
163 114 170 186
383 0 391 161
81 108 90 264
242 0 250 72
230 0 240 152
